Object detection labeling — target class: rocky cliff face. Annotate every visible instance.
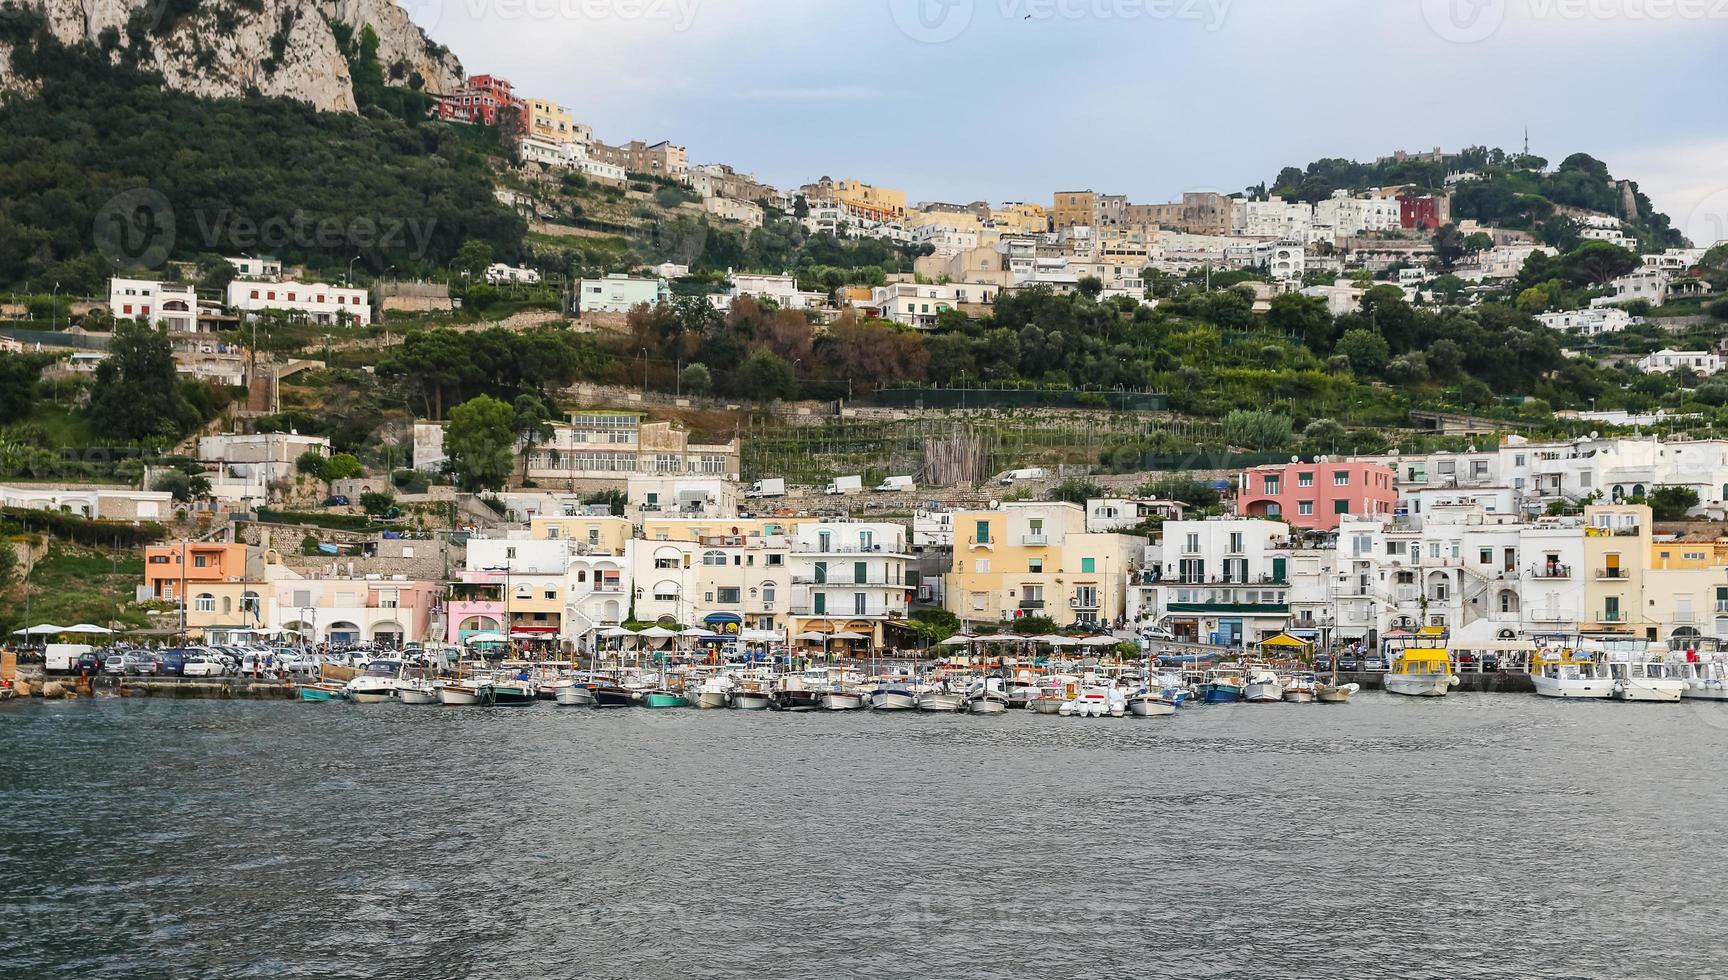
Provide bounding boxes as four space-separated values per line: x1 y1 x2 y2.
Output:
2 0 463 112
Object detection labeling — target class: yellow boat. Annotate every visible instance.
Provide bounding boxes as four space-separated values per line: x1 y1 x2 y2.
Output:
1384 628 1460 698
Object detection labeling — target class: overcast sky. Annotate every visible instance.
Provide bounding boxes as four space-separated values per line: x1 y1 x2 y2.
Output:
414 0 1728 244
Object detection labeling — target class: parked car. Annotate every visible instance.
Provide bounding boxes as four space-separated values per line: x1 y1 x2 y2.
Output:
153 649 188 676
76 651 105 675
1139 625 1177 642
121 652 158 676
103 654 127 675
323 495 351 507
181 654 227 678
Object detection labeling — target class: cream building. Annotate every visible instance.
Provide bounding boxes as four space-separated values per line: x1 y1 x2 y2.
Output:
945 503 1144 630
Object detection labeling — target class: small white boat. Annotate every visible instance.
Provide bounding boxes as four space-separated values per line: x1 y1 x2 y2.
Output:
1126 692 1177 717
1282 673 1318 704
1609 661 1686 703
1315 681 1358 703
917 690 966 713
822 690 868 711
1060 686 1113 718
395 678 439 705
1679 660 1728 700
695 676 734 710
437 680 486 706
345 659 403 704
966 693 1010 716
732 687 773 710
1242 669 1285 704
555 684 597 707
1532 654 1613 699
871 687 919 711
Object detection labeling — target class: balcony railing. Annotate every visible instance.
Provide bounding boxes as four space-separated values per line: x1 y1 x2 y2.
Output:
1528 565 1572 579
1596 568 1628 580
1597 611 1628 623
1717 601 1728 614
791 575 905 586
1021 534 1048 547
1018 599 1046 610
786 604 902 618
793 543 905 555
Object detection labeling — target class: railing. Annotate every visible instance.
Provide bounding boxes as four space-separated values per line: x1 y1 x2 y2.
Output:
791 575 905 586
793 543 905 555
1596 568 1628 580
1021 534 1048 547
1018 600 1046 611
1598 611 1627 623
1716 601 1728 614
1528 565 1572 579
787 604 901 617
965 537 993 548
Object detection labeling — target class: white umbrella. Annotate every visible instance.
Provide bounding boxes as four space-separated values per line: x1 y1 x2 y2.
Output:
939 635 978 646
465 632 507 644
794 630 828 642
1078 635 1120 648
64 624 115 635
830 631 868 641
973 633 1021 643
13 624 69 636
637 626 678 639
1034 634 1080 647
741 629 781 643
678 627 716 638
596 626 633 638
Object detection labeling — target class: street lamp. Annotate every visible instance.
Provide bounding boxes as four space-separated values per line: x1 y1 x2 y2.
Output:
347 255 361 287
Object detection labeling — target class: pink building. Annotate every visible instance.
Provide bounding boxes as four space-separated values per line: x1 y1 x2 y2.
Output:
446 570 506 645
1236 460 1397 531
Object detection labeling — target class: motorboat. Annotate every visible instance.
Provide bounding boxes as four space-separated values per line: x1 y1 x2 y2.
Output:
694 676 734 709
1384 630 1459 698
917 687 966 713
485 678 538 706
437 679 487 706
1315 681 1359 703
1196 669 1244 704
1282 672 1318 704
1242 668 1285 704
1678 659 1728 701
1608 660 1686 703
821 689 868 711
344 659 402 704
643 689 692 708
870 686 920 711
1531 650 1613 699
297 682 347 703
1126 690 1178 717
395 676 439 705
1026 674 1078 714
555 684 596 707
1060 682 1125 718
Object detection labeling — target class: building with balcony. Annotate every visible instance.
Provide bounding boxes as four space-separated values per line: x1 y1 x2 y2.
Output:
1582 504 1651 637
574 274 670 314
1130 519 1294 647
108 277 198 331
944 503 1144 630
788 522 910 650
144 542 257 603
225 280 372 326
1084 498 1188 533
1236 460 1398 531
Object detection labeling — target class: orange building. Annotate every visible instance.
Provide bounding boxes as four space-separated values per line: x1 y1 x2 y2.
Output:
144 542 252 603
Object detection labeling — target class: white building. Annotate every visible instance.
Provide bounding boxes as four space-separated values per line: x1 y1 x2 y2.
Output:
1128 518 1295 647
484 264 541 285
788 522 910 649
108 278 198 332
225 256 283 280
870 282 998 329
1535 307 1633 337
1256 241 1306 281
705 197 765 229
575 274 670 314
0 484 172 521
225 280 371 326
1233 197 1316 241
519 136 627 181
1639 349 1723 377
715 273 827 312
1315 191 1403 236
1084 498 1188 533
197 432 331 486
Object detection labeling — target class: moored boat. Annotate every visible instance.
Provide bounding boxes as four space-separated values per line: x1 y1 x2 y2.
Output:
1608 660 1686 703
1196 669 1244 704
344 659 403 704
643 689 692 709
1384 629 1459 698
870 687 919 711
1679 659 1728 701
437 679 486 706
297 682 348 703
1315 681 1358 703
555 684 596 707
485 679 537 706
395 677 439 705
916 689 966 713
1532 650 1612 699
821 690 868 711
1242 668 1285 704
1126 691 1177 717
1282 672 1318 704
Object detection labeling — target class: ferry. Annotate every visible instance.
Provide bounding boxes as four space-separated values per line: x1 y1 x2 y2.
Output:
1383 628 1459 698
1531 648 1613 699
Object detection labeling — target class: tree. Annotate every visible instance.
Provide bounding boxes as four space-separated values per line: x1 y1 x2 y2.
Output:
1011 615 1060 636
1048 477 1105 505
151 469 211 503
318 453 364 482
1561 241 1639 287
1137 475 1219 510
443 395 517 492
297 451 326 476
86 320 194 443
0 353 47 425
1433 223 1466 270
1077 276 1104 299
1648 485 1700 521
584 489 627 516
1222 409 1293 452
454 239 494 281
678 362 712 395
1335 329 1390 376
733 350 797 401
195 254 237 294
360 491 397 517
1266 292 1334 350
1463 232 1495 254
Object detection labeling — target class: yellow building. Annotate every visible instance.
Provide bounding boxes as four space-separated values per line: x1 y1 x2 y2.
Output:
944 502 1144 629
832 180 906 222
530 514 632 555
526 98 581 143
990 203 1050 234
1582 504 1652 637
1050 190 1096 232
1647 534 1728 640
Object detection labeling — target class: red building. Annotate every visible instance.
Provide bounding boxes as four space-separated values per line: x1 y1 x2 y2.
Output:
1399 194 1444 231
436 74 523 127
1235 460 1399 532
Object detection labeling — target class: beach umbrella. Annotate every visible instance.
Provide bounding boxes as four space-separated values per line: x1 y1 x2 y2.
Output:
596 626 633 638
973 633 1021 643
830 631 867 641
64 624 115 635
13 624 69 636
1077 635 1120 648
677 627 716 638
939 635 977 646
794 630 828 642
1033 634 1079 647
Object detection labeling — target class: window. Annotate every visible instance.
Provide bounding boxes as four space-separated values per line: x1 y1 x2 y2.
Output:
505 547 517 560
702 550 727 566
1228 532 1244 554
717 587 741 604
1298 501 1314 516
543 590 557 601
1183 533 1200 554
1081 558 1096 574
1479 548 1492 565
1334 500 1349 514
767 554 784 567
1333 472 1351 486
1298 472 1314 487
1029 558 1044 573
194 594 215 613
976 559 991 573
1263 477 1280 495
194 554 208 568
974 521 990 544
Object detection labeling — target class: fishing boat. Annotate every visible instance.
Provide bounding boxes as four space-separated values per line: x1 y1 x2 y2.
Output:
821 688 868 711
1384 629 1460 698
344 659 403 704
297 682 347 703
916 684 966 713
1242 667 1285 704
1059 684 1117 717
1126 688 1178 717
1531 650 1613 699
1282 672 1318 704
395 676 439 705
1608 659 1686 703
1196 668 1245 704
555 683 596 707
485 677 538 706
694 676 734 709
870 685 920 711
643 689 692 709
437 678 487 706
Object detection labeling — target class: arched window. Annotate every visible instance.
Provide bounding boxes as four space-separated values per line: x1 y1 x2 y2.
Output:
221 596 233 615
702 551 727 566
194 594 216 613
653 581 680 602
762 582 777 604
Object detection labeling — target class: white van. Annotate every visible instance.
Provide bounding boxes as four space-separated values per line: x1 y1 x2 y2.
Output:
44 644 96 674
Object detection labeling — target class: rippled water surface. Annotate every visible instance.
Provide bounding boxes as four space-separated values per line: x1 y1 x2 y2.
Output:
3 693 1725 979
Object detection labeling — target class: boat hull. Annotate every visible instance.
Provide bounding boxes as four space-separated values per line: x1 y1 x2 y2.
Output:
1533 678 1612 699
1385 674 1453 698
555 686 597 707
917 692 965 713
1197 683 1242 704
297 684 346 703
966 697 1009 716
770 691 823 712
643 692 691 709
1127 696 1176 717
1243 681 1283 703
821 692 866 711
1683 684 1728 701
731 692 772 710
396 687 438 705
1315 683 1357 703
592 687 637 708
438 685 484 706
1612 681 1685 703
696 691 731 709
1029 697 1066 714
870 690 918 711
347 690 393 704
487 685 537 706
